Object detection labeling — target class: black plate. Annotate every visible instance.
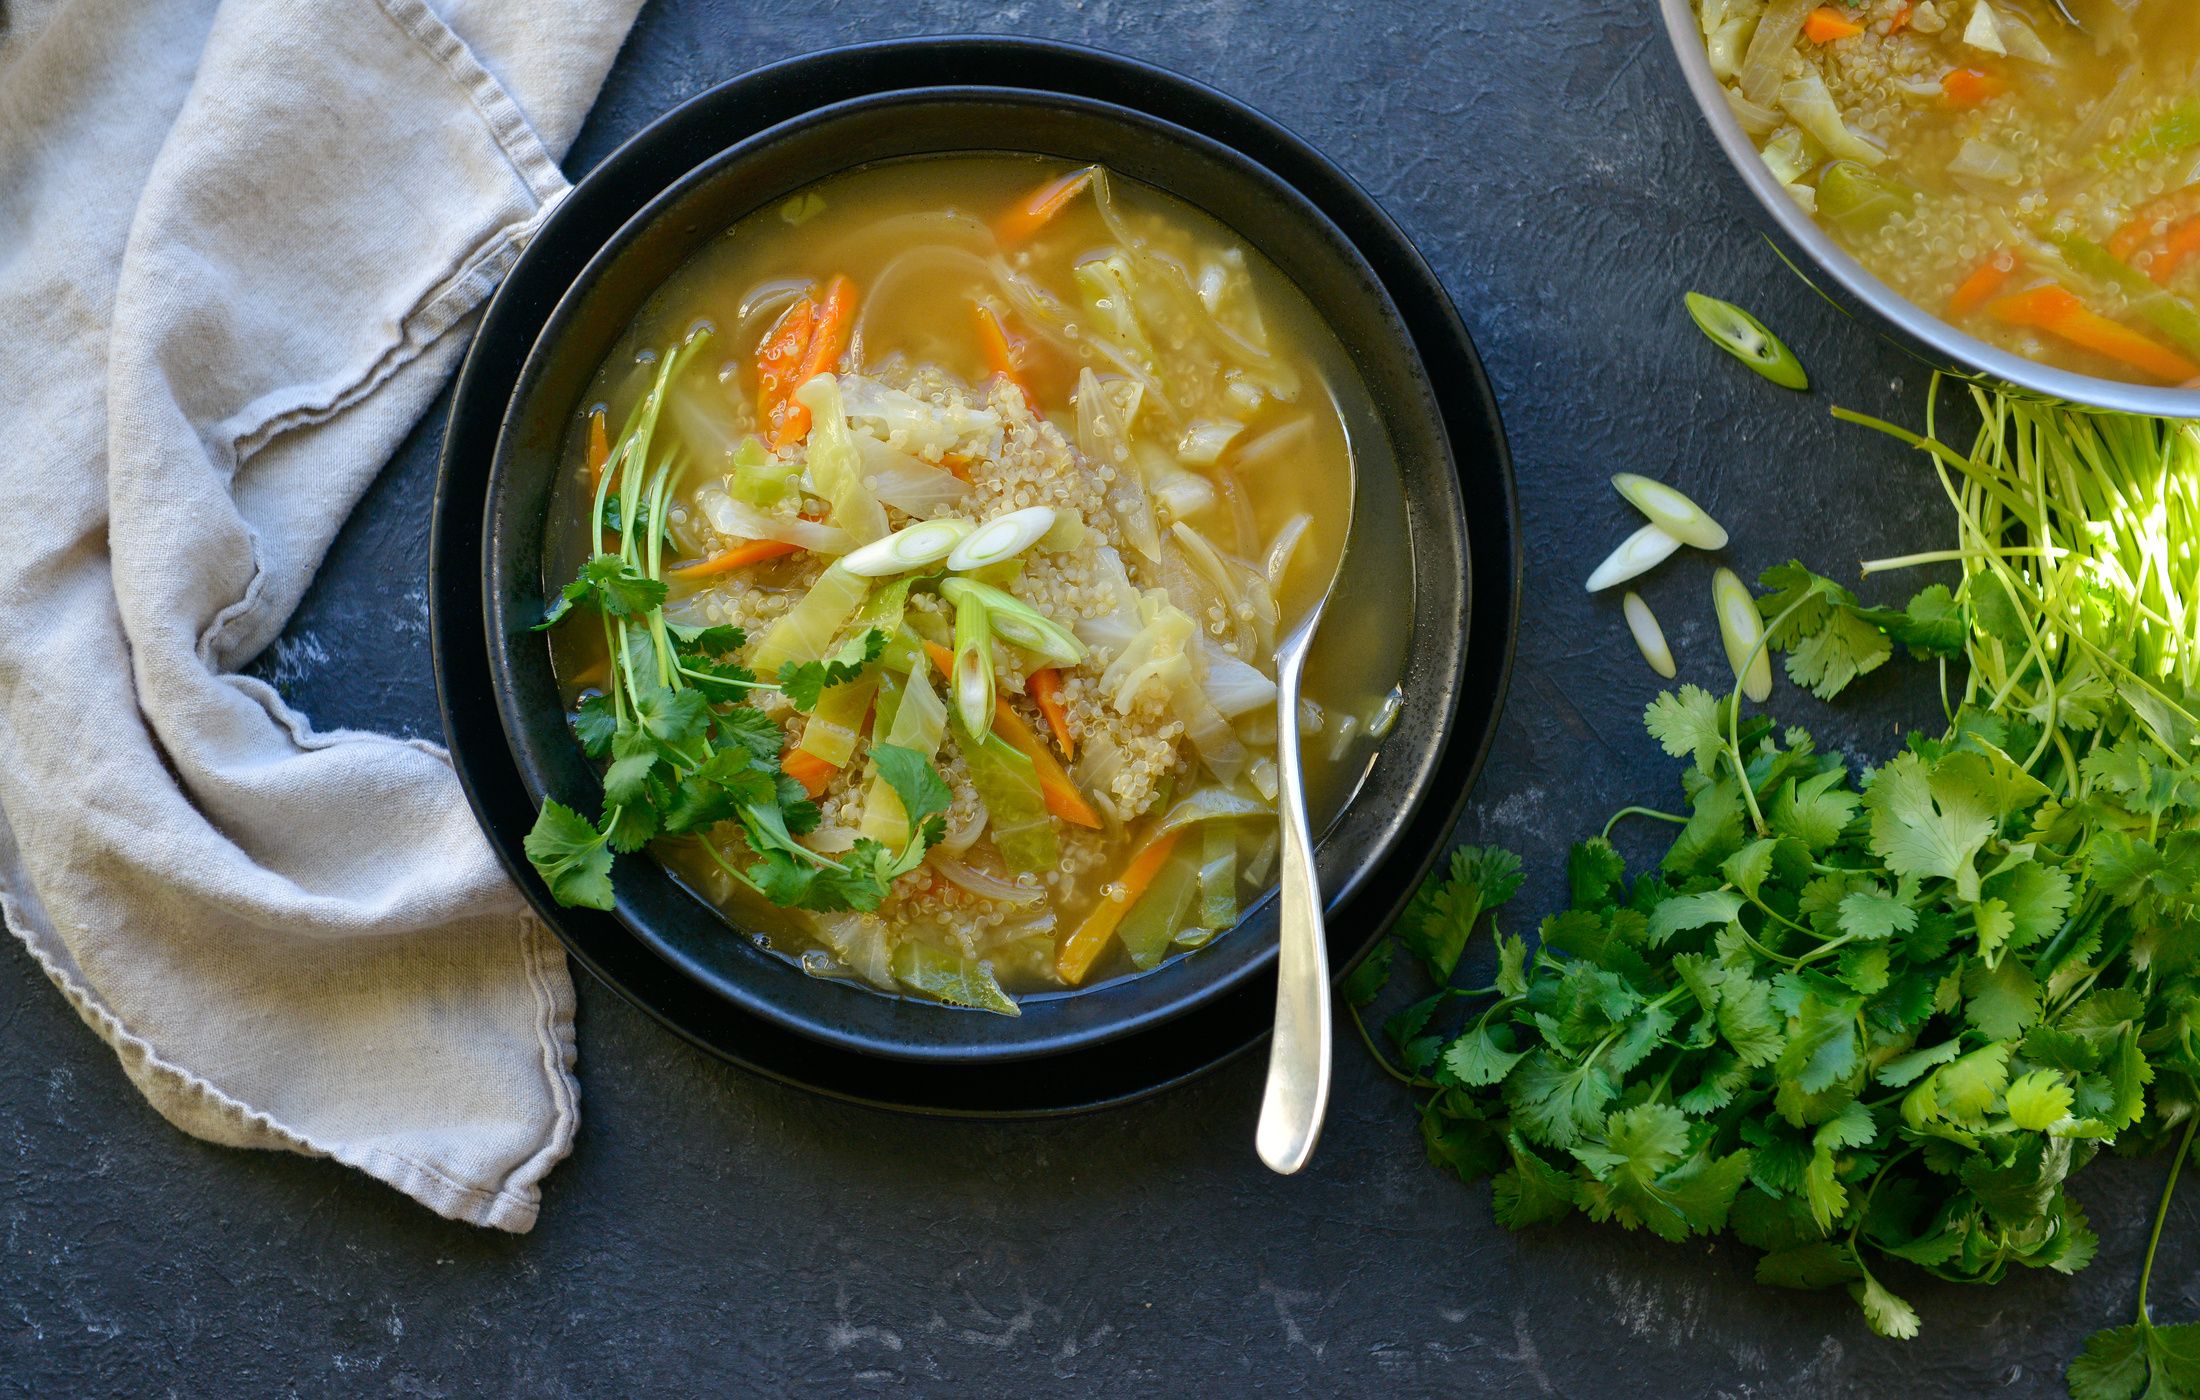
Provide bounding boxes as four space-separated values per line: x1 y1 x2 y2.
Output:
431 37 1518 1114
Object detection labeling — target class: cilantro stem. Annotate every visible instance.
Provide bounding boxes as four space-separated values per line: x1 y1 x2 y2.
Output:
2133 1115 2197 1325
1602 806 1688 840
1347 1003 1430 1088
1728 594 1816 835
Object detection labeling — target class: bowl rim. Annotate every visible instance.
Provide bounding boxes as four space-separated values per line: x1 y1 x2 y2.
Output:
1656 0 2200 418
478 83 1470 1061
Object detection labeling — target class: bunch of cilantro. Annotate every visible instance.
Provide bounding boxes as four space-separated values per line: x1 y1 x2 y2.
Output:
1351 561 2199 1398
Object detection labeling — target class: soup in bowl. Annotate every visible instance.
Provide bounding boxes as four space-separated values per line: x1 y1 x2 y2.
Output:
1671 0 2200 407
522 152 1405 1016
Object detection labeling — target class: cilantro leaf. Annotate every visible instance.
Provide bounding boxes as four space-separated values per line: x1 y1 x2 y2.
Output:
780 628 888 712
2068 1320 2200 1400
571 693 620 757
1399 845 1524 983
1645 685 1727 775
523 800 615 910
1864 751 1998 901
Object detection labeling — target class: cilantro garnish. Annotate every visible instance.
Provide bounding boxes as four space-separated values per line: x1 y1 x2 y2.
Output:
523 329 948 918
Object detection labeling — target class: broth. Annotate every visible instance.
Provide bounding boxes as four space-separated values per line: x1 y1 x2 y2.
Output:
534 155 1407 1012
1695 0 2200 387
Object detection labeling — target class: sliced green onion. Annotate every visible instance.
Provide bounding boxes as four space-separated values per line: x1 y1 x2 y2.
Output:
952 586 996 739
1622 591 1677 679
1685 292 1808 390
1611 473 1729 550
940 577 1086 667
947 506 1057 572
1586 523 1683 592
840 517 973 577
1712 567 1772 702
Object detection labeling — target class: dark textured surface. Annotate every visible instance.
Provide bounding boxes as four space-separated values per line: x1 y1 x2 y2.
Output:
4 2 2192 1396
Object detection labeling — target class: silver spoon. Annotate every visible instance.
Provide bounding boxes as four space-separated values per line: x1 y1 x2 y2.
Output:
1255 491 1353 1176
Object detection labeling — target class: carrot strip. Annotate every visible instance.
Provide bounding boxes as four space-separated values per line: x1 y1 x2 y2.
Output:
923 641 1102 829
1941 68 2006 107
973 303 1037 409
1886 2 1913 33
1947 250 2020 318
667 538 802 580
1027 667 1074 760
1055 826 1182 984
2109 184 2200 259
1989 285 2200 383
995 166 1095 247
781 747 838 800
2152 217 2200 285
940 452 974 484
586 408 610 489
756 295 814 442
770 275 858 450
1804 6 1863 41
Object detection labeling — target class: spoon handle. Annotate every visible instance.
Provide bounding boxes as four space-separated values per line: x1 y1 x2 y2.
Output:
1256 641 1330 1175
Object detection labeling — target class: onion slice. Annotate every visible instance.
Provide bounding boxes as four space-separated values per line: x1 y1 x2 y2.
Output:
1622 591 1677 679
947 506 1056 572
1611 473 1729 550
841 517 973 577
1586 524 1684 592
1712 567 1772 702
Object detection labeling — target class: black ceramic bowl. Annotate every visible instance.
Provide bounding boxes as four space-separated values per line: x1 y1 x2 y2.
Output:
484 88 1466 1061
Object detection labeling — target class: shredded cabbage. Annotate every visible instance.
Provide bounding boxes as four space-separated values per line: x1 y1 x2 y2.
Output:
1777 70 1887 167
748 562 869 675
839 371 1001 459
1098 588 1196 713
698 487 854 554
851 434 971 513
1115 848 1200 970
890 941 1019 1015
858 662 947 845
953 721 1058 875
1075 369 1163 562
1198 639 1279 717
794 374 890 545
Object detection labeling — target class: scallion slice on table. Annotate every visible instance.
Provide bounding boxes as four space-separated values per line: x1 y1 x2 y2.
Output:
1621 591 1676 678
1585 523 1683 592
1711 566 1771 700
946 505 1056 572
1685 291 1809 389
1611 473 1729 549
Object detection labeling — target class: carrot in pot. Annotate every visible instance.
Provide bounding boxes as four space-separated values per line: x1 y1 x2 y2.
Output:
973 303 1036 409
781 746 838 800
666 538 802 581
769 275 858 451
1988 285 2200 383
756 295 814 440
1886 3 1913 33
586 407 610 489
922 641 1101 829
1055 826 1182 985
995 165 1095 247
1947 250 2020 318
1941 68 2006 107
2109 184 2200 260
2152 217 2200 285
1027 667 1073 759
1804 6 1863 41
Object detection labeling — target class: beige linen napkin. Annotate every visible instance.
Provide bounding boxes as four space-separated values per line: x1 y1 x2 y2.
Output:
0 0 642 1231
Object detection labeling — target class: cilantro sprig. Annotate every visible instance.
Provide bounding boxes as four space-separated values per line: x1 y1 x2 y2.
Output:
522 328 948 916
